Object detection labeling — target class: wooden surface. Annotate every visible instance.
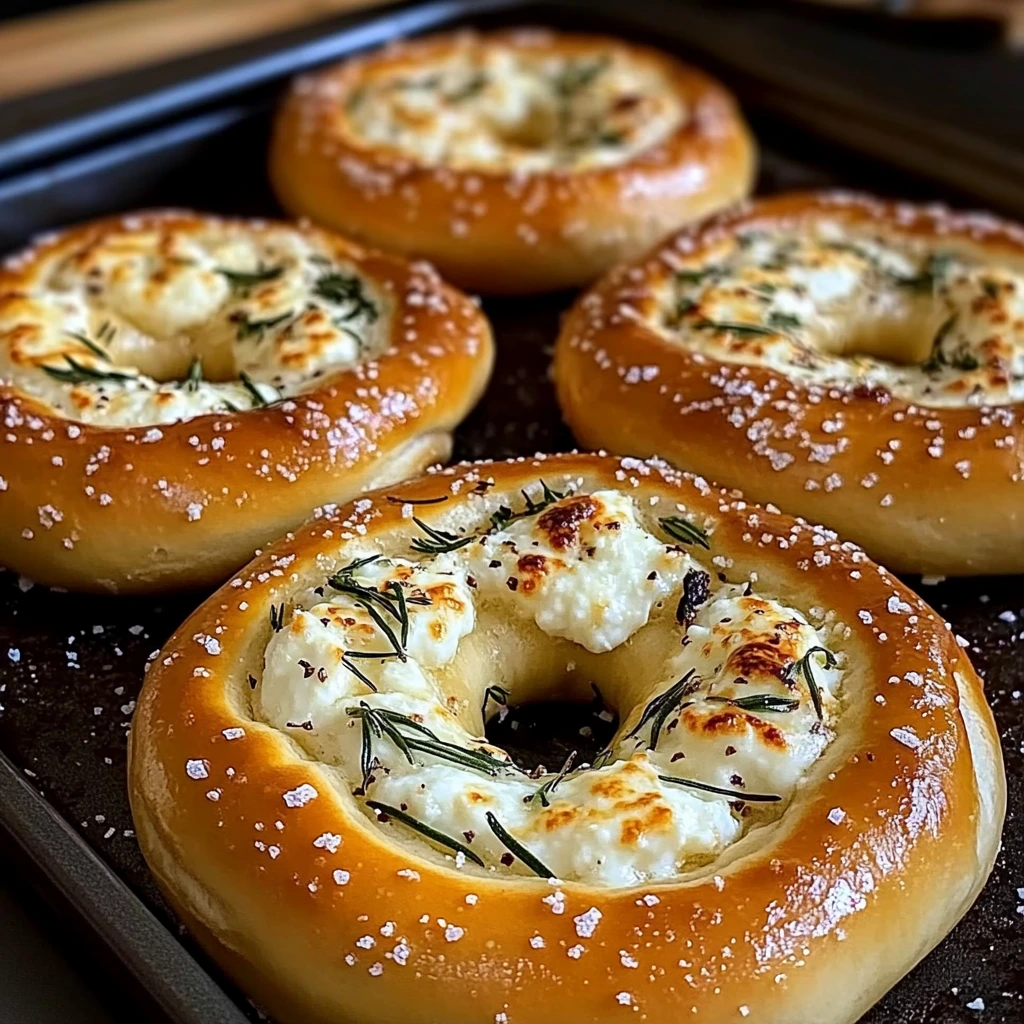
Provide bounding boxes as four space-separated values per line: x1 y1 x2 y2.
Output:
0 0 382 102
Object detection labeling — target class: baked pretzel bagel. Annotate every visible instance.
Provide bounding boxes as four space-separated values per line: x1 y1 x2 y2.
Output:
555 191 1024 576
128 452 1003 1024
268 29 755 294
0 211 492 593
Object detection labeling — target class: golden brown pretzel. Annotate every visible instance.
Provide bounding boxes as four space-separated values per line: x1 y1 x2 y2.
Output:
555 191 1024 575
269 29 755 294
129 452 1002 1024
0 211 492 592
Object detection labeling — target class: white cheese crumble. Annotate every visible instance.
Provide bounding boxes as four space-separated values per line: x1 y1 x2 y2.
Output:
657 219 1024 408
0 219 385 426
466 489 688 652
341 38 684 174
257 487 843 887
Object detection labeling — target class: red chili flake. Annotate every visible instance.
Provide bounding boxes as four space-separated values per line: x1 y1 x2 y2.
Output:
247 674 257 689
317 667 328 682
500 853 514 866
725 745 737 756
298 659 315 678
463 830 476 842
670 752 685 762
506 577 519 591
730 774 744 787
489 559 501 569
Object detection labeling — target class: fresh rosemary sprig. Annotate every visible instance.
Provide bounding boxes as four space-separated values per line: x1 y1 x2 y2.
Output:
239 371 274 407
658 774 781 803
41 356 133 386
235 310 292 341
767 311 801 333
409 517 475 555
66 330 110 361
676 568 711 629
895 252 955 292
355 594 407 662
446 71 488 102
366 800 484 866
553 54 610 97
385 494 449 505
217 264 284 295
346 705 507 776
706 694 799 713
341 656 378 692
920 314 959 374
313 271 378 323
675 267 719 287
489 480 564 532
327 569 411 653
184 357 203 393
784 646 836 721
625 669 697 749
269 603 285 632
693 319 778 338
659 515 710 550
485 811 554 878
482 684 510 720
526 751 576 808
359 711 375 790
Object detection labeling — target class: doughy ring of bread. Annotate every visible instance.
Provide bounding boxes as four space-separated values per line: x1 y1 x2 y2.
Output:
0 211 493 593
268 29 755 295
128 452 1003 1024
555 191 1024 576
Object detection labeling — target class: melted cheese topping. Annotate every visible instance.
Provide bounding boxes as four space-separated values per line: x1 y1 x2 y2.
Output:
341 39 684 173
258 487 843 887
0 220 385 426
466 490 688 652
657 219 1024 407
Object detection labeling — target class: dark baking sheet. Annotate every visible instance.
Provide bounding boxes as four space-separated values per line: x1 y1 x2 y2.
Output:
0 1 1022 1022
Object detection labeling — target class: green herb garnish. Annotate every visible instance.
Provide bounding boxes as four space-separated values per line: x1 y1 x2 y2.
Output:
235 310 292 341
767 311 802 333
895 252 955 292
367 800 485 866
184 357 203 393
410 517 475 555
625 669 697 749
489 480 564 533
349 705 506 776
658 774 781 802
553 54 610 97
446 71 488 102
693 319 778 338
482 684 510 720
784 646 836 721
485 811 555 878
526 751 576 808
706 694 800 713
659 515 710 549
313 271 378 323
66 330 110 361
239 371 274 407
217 264 283 295
269 603 285 632
41 356 133 385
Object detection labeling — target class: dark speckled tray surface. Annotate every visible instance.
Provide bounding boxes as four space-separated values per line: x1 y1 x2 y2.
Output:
0 2 1022 1022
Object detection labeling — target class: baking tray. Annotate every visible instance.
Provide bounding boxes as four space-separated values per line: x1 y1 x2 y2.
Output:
0 1 1021 1022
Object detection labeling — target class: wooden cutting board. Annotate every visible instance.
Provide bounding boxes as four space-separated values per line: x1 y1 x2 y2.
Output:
0 0 382 101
